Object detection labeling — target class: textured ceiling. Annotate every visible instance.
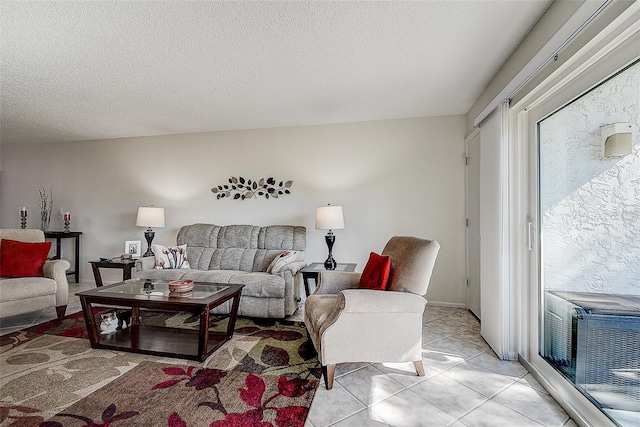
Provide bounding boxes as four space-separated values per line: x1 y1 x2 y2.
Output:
1 1 552 145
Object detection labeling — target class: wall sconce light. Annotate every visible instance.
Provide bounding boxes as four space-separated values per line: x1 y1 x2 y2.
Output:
601 123 633 158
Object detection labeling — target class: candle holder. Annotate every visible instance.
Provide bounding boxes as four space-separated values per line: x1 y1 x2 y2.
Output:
63 212 71 233
20 209 27 229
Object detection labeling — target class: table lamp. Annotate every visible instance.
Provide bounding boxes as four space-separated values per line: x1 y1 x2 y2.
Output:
136 206 165 257
315 204 344 270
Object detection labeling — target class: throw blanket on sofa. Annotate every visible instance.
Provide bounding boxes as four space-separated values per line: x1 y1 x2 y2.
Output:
136 224 306 318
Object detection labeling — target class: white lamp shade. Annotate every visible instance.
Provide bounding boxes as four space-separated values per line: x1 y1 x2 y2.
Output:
315 205 344 230
136 207 165 228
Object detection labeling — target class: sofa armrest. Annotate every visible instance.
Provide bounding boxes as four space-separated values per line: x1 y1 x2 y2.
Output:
42 259 70 283
135 256 156 271
314 271 361 295
42 259 70 306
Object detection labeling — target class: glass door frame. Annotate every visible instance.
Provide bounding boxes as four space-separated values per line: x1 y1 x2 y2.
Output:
509 6 639 426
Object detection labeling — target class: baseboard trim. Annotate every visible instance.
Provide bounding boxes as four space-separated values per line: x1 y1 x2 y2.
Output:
426 301 467 309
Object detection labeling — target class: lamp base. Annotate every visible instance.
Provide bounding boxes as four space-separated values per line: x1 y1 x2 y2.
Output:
324 258 337 270
324 232 337 270
143 229 155 257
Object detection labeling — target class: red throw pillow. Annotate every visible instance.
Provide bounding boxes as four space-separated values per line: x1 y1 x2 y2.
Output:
0 239 52 277
359 252 391 291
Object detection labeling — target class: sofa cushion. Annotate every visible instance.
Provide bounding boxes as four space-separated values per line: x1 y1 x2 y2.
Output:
0 277 57 302
223 272 285 298
212 248 257 272
183 271 285 298
0 229 45 243
259 225 306 251
181 269 243 283
217 225 260 249
0 239 52 277
135 269 191 282
153 244 191 269
134 270 286 299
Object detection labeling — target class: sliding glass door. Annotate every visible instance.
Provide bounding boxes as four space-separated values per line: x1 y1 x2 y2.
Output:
536 61 639 426
508 5 640 426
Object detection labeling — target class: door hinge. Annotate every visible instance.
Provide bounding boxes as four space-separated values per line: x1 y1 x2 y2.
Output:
466 218 469 227
465 157 469 166
466 278 469 287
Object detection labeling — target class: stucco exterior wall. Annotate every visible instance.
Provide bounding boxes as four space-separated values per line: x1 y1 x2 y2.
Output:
539 62 639 295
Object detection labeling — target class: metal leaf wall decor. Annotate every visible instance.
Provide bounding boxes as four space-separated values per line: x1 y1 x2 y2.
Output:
211 177 293 200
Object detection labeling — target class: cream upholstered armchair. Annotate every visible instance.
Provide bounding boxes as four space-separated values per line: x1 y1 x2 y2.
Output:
0 229 70 320
304 236 440 389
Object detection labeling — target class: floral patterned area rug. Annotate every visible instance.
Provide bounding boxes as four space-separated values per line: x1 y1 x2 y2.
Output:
0 312 320 426
42 361 316 426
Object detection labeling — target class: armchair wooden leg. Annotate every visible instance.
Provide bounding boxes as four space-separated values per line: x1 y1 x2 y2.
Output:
414 360 425 377
56 305 67 320
322 364 336 390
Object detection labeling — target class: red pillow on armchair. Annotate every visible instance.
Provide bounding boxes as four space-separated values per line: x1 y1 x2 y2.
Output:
0 239 52 277
358 252 391 290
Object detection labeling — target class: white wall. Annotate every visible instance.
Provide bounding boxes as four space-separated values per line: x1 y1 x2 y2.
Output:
0 115 468 305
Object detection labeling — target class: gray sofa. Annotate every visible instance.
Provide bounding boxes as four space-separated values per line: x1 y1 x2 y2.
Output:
135 224 306 318
0 229 70 320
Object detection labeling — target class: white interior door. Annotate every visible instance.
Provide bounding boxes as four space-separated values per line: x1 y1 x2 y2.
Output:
466 131 481 318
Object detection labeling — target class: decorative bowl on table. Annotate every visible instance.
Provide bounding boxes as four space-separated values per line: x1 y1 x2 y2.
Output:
168 279 194 293
169 290 193 298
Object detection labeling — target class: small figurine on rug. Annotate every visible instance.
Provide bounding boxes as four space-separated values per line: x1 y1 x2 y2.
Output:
99 310 132 334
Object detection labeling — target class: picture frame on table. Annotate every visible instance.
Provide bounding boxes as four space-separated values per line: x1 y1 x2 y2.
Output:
125 240 141 258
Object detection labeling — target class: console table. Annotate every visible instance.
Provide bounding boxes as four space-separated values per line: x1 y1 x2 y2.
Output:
45 231 82 283
300 262 357 296
89 258 137 287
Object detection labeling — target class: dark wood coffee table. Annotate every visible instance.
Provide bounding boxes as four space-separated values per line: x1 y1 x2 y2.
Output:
77 280 244 361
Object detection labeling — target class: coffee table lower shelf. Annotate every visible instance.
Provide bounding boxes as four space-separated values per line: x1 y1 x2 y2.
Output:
93 325 228 361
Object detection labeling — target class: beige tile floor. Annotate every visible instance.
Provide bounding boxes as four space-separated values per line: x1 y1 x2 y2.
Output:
1 284 576 427
303 305 576 427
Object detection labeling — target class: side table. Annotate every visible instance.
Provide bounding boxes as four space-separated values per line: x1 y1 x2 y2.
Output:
88 258 137 287
300 262 357 297
45 231 82 283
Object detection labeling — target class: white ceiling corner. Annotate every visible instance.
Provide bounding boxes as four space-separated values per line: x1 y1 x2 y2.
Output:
0 0 552 145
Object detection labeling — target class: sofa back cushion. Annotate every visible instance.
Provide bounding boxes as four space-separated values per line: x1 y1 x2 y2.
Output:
177 224 306 272
0 229 46 244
